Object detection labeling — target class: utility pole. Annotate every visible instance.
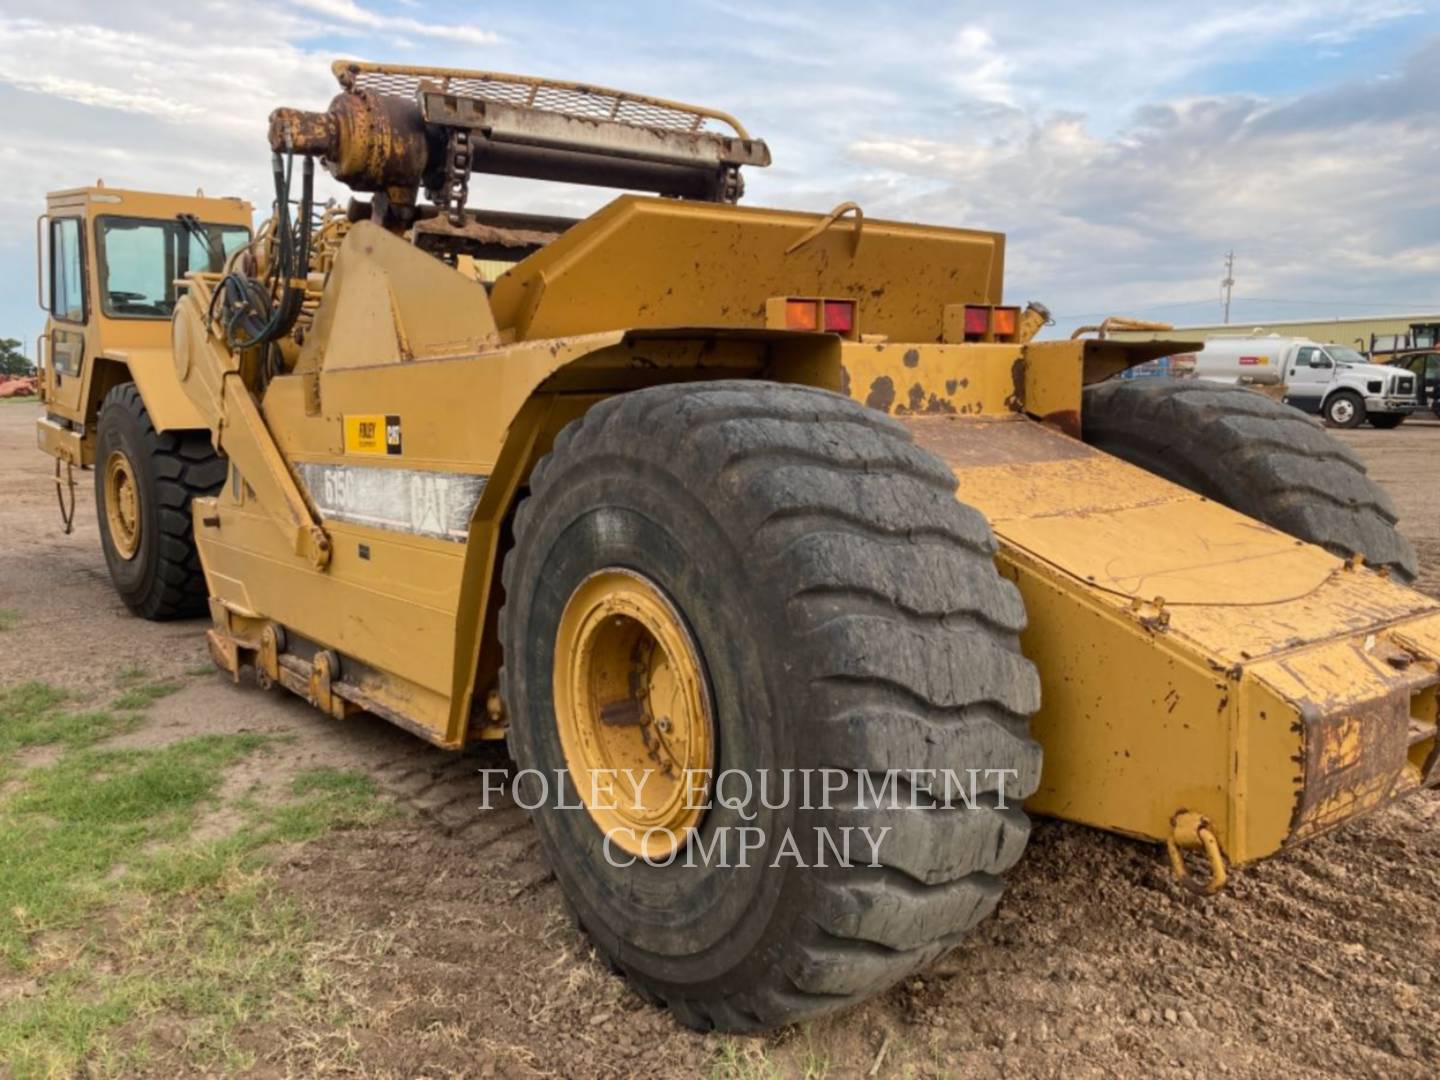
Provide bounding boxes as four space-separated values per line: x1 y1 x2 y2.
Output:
1221 251 1235 324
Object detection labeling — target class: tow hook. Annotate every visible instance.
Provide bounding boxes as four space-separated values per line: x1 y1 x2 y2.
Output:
1166 810 1228 895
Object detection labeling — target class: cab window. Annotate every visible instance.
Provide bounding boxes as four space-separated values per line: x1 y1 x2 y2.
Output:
50 217 86 323
1294 346 1317 370
96 216 250 319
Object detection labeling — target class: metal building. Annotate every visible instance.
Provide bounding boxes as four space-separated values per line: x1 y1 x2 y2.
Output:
1111 312 1440 354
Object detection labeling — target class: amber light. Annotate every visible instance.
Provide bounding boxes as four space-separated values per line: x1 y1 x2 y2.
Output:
992 307 1019 336
824 301 855 333
964 305 990 336
786 300 819 331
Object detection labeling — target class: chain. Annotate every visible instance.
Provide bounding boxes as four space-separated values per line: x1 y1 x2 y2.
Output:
719 165 743 205
54 458 76 535
444 129 472 228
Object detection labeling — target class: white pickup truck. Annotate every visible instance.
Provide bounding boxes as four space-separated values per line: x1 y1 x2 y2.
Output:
1180 335 1418 428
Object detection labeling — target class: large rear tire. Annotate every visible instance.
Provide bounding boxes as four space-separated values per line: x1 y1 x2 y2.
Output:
499 381 1041 1031
94 384 226 619
1082 378 1418 582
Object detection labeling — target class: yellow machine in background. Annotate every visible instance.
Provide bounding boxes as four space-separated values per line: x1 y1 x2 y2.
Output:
36 187 252 464
35 186 252 616
35 60 1440 1032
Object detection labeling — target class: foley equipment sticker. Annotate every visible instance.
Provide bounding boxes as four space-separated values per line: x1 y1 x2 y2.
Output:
344 414 403 455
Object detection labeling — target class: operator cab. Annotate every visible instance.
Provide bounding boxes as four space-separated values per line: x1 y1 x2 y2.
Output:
95 215 249 319
35 185 254 469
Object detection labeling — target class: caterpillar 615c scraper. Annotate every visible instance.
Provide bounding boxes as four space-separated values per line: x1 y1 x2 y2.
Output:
34 61 1439 1031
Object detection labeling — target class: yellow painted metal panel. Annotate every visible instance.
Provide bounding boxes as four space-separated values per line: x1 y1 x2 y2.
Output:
34 415 84 466
123 346 209 431
838 342 1023 417
1002 498 1338 606
998 545 1238 843
195 491 464 742
296 222 499 374
488 196 1006 343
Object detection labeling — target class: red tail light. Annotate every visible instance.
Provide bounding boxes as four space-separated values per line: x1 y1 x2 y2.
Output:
767 295 858 336
823 300 855 333
964 305 990 337
992 307 1018 337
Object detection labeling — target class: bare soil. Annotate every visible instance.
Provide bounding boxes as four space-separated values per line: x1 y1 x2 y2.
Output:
2 400 1437 1078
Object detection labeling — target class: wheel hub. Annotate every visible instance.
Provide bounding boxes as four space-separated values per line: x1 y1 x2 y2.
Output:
103 450 142 560
1331 398 1356 424
553 568 714 859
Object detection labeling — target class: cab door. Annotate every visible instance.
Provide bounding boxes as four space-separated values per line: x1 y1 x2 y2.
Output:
39 214 91 419
1282 345 1328 414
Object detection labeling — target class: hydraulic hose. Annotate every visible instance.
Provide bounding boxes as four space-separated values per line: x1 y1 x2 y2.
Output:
215 152 315 354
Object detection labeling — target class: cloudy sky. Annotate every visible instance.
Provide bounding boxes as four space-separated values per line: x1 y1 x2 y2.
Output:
2 0 1436 348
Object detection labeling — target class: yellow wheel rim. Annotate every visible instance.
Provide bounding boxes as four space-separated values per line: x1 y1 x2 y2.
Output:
553 568 714 859
103 450 142 560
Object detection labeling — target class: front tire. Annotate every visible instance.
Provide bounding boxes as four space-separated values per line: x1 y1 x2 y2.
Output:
94 384 226 619
1322 390 1364 428
499 381 1041 1031
1082 378 1418 582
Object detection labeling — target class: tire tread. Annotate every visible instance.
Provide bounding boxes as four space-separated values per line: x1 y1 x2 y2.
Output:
1082 378 1417 582
96 384 224 619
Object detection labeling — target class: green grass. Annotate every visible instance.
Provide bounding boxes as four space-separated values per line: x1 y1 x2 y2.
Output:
0 875 327 1077
0 683 140 768
0 733 268 969
708 1027 838 1080
0 608 20 632
0 681 394 1076
133 768 390 898
710 1038 787 1080
111 680 181 712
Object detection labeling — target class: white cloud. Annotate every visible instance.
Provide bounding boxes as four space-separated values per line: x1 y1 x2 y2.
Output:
288 0 502 45
842 49 1440 328
1308 1 1424 43
945 26 1017 107
0 69 204 122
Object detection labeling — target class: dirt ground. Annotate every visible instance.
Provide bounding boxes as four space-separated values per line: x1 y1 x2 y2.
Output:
2 399 1438 1079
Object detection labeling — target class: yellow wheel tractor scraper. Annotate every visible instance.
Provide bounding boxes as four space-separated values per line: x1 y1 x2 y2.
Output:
33 60 1440 1031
